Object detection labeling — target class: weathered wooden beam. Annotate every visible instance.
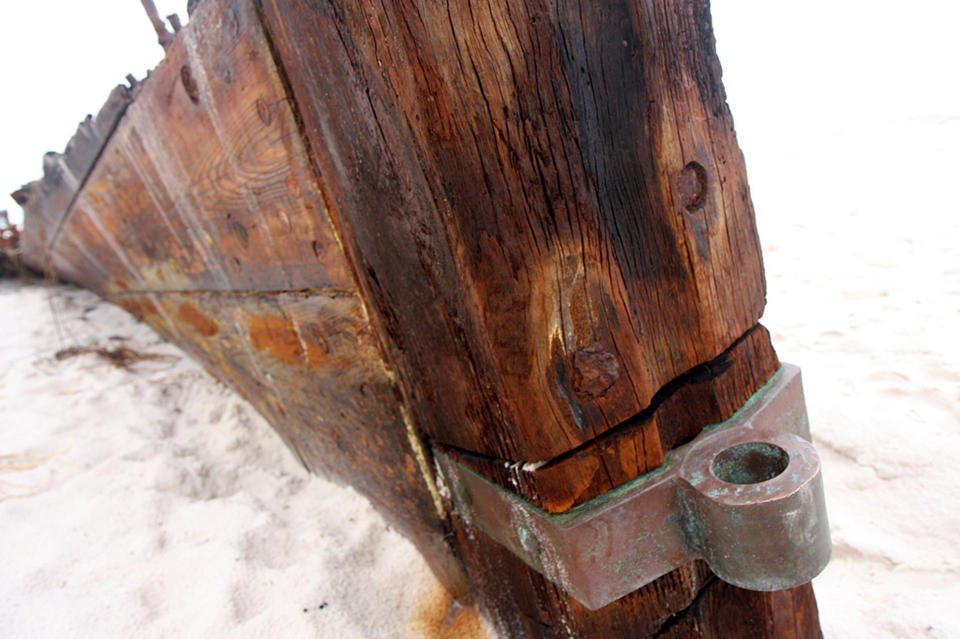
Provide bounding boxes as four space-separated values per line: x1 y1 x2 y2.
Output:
258 0 767 461
20 0 467 600
12 84 132 274
259 0 820 635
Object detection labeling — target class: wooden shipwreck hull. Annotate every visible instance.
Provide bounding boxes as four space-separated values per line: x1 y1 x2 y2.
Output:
15 0 824 636
14 0 457 591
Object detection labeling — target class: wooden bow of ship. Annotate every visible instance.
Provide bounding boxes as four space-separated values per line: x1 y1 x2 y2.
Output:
13 1 824 636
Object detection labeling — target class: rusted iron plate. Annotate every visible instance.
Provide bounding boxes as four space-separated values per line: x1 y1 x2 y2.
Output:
435 364 831 611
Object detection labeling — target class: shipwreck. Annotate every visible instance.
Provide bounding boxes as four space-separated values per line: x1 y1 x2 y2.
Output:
13 1 830 636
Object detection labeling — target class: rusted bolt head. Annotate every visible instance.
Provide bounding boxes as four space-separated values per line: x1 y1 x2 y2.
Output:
573 344 620 397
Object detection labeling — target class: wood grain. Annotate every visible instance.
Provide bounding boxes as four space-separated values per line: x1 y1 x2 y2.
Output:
445 324 780 514
658 580 823 639
51 0 351 295
260 0 766 464
13 85 132 274
261 0 818 635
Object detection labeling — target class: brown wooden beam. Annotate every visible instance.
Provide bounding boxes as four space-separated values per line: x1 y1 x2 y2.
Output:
258 0 821 636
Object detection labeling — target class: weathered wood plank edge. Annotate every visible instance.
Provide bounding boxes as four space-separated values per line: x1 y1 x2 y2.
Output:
251 0 455 521
12 84 135 275
250 0 463 588
47 85 137 250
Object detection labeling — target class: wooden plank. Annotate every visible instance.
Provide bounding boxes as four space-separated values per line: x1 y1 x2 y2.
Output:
12 85 132 274
28 0 467 598
52 0 351 294
260 0 766 463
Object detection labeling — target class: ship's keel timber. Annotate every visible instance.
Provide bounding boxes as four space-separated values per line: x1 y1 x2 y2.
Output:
14 0 828 636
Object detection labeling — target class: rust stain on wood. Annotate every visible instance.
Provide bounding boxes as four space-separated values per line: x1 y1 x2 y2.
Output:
248 314 306 365
114 296 159 321
177 301 219 336
411 582 490 639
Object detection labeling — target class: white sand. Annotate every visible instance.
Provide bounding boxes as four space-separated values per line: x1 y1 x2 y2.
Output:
744 114 960 638
714 5 960 633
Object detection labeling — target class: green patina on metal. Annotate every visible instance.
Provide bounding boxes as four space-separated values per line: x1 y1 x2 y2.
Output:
699 367 786 436
435 364 831 611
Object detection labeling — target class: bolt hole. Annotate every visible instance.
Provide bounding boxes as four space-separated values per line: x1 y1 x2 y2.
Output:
678 161 708 212
711 442 789 485
180 65 200 104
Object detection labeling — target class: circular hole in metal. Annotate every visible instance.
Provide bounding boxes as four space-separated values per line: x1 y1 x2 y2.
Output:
711 442 789 485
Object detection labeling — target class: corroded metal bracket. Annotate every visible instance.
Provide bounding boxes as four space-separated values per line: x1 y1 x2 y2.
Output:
435 364 831 611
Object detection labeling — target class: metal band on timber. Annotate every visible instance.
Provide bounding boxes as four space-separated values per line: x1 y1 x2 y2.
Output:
437 365 830 611
15 0 829 636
